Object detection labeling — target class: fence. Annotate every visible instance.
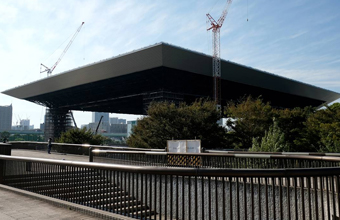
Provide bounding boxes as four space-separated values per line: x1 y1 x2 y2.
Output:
92 150 340 169
2 154 340 219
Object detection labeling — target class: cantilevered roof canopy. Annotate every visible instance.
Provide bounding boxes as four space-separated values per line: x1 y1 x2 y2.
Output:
3 43 340 114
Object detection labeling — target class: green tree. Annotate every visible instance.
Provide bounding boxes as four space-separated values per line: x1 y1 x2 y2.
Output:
250 119 289 152
225 96 275 149
306 103 340 152
276 106 315 152
127 100 227 149
1 131 10 142
56 127 106 145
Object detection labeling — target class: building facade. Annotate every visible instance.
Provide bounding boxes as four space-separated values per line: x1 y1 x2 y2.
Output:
92 112 109 123
0 104 12 131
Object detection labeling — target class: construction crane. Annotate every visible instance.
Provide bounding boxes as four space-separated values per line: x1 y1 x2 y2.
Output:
40 22 84 76
206 0 232 109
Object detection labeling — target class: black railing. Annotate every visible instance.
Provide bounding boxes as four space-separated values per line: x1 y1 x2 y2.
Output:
92 150 340 169
2 155 340 219
9 141 165 156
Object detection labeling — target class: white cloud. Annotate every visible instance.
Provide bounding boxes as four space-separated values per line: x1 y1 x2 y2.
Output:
0 3 18 23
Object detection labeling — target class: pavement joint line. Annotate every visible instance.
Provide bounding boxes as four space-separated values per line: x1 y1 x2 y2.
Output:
0 184 134 220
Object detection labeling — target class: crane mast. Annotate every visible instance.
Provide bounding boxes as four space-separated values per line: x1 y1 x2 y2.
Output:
206 0 232 108
41 22 84 76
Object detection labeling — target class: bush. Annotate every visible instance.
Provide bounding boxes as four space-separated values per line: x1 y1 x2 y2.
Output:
56 127 106 145
250 119 289 152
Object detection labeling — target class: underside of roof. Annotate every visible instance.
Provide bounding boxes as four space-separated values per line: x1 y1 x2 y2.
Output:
3 43 340 114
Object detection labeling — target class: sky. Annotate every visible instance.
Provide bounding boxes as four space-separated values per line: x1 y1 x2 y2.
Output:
0 0 340 128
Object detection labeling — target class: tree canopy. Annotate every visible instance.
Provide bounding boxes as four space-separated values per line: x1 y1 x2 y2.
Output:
125 96 340 152
56 127 106 145
127 100 227 149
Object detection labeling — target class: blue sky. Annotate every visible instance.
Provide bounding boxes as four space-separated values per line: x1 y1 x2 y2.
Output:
0 0 340 128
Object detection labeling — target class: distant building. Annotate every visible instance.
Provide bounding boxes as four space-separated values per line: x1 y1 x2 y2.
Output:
40 123 45 131
88 122 110 133
20 119 30 130
127 120 138 137
92 112 109 123
110 124 127 133
109 117 118 124
118 119 126 124
80 124 88 129
0 104 12 131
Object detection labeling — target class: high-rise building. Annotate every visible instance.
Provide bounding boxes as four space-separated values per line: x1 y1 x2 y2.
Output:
118 119 126 124
109 117 118 124
110 124 127 133
20 119 30 130
127 120 137 137
0 104 12 131
92 112 109 123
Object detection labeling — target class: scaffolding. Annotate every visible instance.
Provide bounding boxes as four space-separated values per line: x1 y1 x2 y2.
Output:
44 108 73 141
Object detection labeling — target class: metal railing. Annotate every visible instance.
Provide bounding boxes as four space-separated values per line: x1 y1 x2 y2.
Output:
2 154 340 219
9 141 165 156
92 150 340 169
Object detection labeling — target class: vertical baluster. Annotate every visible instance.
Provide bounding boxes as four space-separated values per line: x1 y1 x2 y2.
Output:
287 177 291 220
332 176 336 220
301 177 305 220
202 175 205 220
215 176 218 220
229 176 232 220
279 177 283 220
195 175 198 220
165 174 168 220
265 178 268 220
308 177 312 220
243 177 247 220
258 177 261 220
237 177 240 220
251 177 254 220
314 177 319 220
209 176 212 220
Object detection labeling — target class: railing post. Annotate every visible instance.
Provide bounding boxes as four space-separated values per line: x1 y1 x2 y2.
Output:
0 159 4 184
0 143 11 184
89 146 93 162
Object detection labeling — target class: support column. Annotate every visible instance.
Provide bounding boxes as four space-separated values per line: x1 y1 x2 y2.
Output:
44 108 73 141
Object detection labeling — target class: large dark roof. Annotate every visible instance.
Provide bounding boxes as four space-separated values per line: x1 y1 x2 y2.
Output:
3 42 340 114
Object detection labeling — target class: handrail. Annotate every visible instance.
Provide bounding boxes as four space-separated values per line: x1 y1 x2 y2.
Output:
2 154 340 177
92 149 340 162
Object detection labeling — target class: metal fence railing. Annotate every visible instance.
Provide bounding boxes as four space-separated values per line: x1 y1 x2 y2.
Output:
2 154 340 219
92 150 340 169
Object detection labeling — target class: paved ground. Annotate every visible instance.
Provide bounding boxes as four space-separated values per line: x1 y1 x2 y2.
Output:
0 188 100 220
11 149 91 162
1 150 131 220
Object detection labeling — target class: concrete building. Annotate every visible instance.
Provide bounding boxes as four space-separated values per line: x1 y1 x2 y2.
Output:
20 119 30 130
110 124 127 133
118 119 126 124
92 112 109 123
109 117 118 124
4 43 340 138
127 120 138 137
0 104 12 131
88 122 110 133
40 123 45 131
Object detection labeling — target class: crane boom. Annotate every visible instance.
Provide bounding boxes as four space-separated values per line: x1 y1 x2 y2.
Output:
206 0 232 107
41 22 84 76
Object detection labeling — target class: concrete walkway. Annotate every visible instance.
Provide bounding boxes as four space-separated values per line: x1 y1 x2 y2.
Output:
11 149 91 162
1 150 132 220
0 187 100 220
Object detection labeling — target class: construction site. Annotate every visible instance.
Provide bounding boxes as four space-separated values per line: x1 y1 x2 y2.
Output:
2 0 340 139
